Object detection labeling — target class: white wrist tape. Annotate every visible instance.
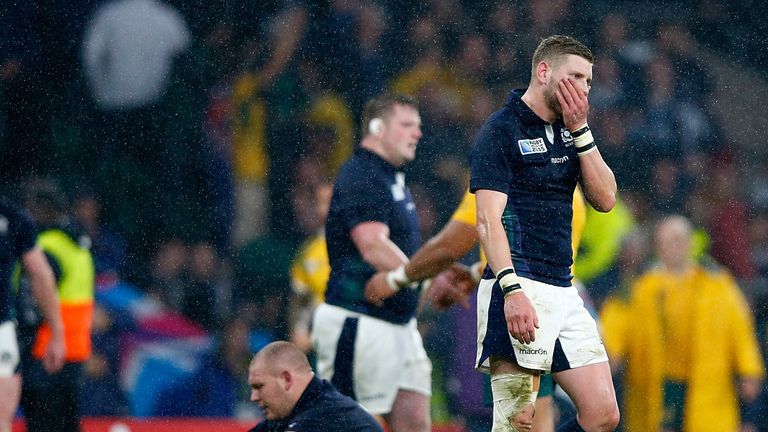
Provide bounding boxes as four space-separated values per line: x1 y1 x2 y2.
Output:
571 124 597 156
496 266 523 297
385 265 411 292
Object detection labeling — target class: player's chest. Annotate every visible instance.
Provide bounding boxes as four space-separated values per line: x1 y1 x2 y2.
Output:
511 124 579 184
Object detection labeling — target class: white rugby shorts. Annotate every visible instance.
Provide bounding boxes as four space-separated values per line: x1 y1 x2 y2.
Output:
0 321 20 377
476 276 608 373
311 303 432 415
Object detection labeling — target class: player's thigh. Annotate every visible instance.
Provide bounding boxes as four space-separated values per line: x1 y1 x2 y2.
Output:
311 303 349 380
0 320 21 421
477 278 561 373
552 287 608 371
354 316 431 415
552 361 617 415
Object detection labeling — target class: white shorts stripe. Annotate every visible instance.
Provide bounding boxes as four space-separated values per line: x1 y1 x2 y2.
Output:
312 303 432 415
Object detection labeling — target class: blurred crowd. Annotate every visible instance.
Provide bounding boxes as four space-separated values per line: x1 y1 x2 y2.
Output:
2 0 768 429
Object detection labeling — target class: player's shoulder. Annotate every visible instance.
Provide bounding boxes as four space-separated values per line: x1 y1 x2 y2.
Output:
335 151 376 183
483 105 520 129
475 105 525 146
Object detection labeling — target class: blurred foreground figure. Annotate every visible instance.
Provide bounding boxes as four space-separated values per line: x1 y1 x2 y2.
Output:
603 215 764 432
248 341 382 432
0 197 65 432
19 180 94 432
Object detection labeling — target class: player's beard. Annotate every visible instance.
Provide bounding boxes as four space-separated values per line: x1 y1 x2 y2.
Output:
543 80 562 116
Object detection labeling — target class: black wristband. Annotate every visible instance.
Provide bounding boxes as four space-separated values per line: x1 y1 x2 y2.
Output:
496 268 516 281
575 141 596 154
571 125 590 138
502 283 522 296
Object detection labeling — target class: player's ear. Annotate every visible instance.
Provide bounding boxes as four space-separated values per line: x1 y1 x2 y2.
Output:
280 370 293 390
535 61 550 84
368 118 385 136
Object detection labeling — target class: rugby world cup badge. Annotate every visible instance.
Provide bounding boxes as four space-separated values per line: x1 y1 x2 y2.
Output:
518 138 547 155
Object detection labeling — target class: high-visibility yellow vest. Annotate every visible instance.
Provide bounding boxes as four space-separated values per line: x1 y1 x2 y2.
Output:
33 229 94 362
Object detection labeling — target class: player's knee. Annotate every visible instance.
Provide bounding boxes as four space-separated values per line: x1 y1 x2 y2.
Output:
579 402 620 432
491 372 537 432
599 404 620 431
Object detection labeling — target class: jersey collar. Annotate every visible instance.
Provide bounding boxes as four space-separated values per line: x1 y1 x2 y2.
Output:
505 89 546 126
356 147 400 174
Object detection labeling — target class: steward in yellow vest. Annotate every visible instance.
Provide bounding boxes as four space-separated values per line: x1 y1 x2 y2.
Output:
19 179 95 432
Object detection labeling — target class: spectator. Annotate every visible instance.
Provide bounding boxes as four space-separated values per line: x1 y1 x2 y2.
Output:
603 215 764 431
146 239 188 311
181 242 225 330
71 189 126 282
82 0 190 111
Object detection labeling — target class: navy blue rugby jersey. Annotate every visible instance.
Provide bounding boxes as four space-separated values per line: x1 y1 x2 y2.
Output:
325 148 421 324
470 90 581 286
0 200 38 321
249 376 383 432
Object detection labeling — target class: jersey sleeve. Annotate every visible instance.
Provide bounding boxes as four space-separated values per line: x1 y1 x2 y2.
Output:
335 181 390 229
469 119 515 194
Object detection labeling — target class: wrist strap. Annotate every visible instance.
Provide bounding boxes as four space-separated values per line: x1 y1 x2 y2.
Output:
571 124 590 138
501 284 522 297
385 265 411 292
572 123 597 157
576 141 597 156
496 267 516 282
496 266 522 297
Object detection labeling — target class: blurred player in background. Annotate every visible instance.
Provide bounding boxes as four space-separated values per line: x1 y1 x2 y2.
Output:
289 181 333 353
311 93 439 431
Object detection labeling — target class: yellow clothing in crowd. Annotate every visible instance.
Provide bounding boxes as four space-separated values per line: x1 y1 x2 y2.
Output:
602 264 765 432
306 93 355 176
450 188 587 263
573 196 634 284
290 232 330 305
231 72 269 184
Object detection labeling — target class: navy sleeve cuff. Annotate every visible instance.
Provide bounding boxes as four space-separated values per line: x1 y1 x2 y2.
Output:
470 178 509 194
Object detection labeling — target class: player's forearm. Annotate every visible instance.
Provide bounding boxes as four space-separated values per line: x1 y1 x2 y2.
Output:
351 222 409 271
579 149 616 212
406 220 477 281
475 190 513 274
359 236 409 271
27 267 64 338
476 217 513 274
